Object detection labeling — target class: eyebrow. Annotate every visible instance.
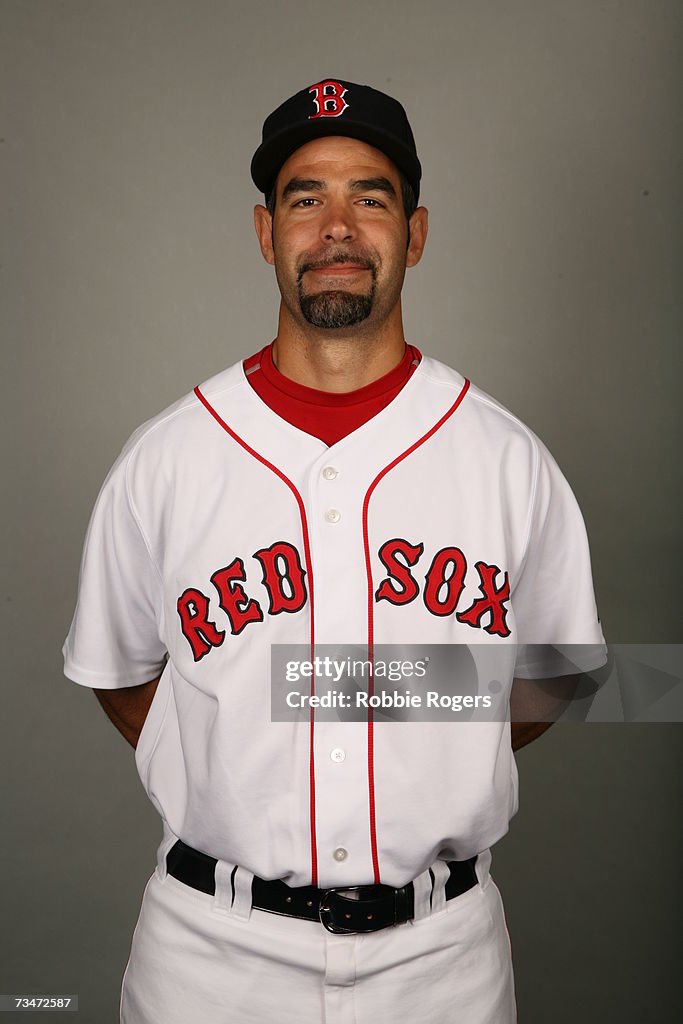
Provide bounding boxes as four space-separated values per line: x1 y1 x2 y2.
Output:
281 176 397 200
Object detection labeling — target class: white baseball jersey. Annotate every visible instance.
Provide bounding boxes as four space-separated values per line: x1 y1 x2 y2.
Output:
63 353 606 888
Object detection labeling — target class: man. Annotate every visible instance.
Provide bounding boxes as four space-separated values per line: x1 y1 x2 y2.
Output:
63 79 607 1023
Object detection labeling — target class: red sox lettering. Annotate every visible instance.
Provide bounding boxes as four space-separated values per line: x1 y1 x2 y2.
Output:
177 537 511 661
375 537 511 633
177 541 308 661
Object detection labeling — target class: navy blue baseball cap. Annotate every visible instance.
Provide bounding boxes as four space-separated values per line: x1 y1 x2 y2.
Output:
250 78 422 203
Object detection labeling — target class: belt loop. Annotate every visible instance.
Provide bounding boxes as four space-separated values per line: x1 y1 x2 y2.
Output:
410 868 433 922
224 865 254 922
212 860 237 915
475 848 491 889
155 821 178 881
429 860 451 914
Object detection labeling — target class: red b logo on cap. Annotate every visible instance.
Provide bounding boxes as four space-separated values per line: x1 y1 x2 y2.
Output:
308 80 349 119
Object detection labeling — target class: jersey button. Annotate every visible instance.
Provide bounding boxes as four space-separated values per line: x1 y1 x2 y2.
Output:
322 466 338 480
325 508 341 524
330 748 346 763
333 847 348 862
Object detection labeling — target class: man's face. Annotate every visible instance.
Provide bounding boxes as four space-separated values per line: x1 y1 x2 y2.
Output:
254 136 426 332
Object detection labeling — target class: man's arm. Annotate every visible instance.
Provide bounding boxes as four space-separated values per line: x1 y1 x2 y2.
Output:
93 676 161 749
510 674 580 752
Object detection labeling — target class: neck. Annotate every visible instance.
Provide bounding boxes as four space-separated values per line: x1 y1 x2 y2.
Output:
271 302 407 393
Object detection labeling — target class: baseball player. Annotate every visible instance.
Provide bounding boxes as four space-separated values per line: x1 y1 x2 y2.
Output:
63 78 607 1023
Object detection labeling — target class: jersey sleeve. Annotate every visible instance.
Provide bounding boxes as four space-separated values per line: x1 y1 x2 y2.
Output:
511 435 607 678
62 436 168 689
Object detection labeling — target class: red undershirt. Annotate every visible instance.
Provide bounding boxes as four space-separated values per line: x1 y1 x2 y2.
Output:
242 341 423 447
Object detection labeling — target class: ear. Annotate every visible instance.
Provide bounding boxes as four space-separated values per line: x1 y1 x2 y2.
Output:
254 204 275 265
406 206 428 268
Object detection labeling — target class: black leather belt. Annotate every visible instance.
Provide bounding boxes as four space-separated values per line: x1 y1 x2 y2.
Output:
166 839 479 935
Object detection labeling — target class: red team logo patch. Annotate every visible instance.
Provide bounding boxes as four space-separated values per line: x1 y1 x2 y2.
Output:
308 80 349 119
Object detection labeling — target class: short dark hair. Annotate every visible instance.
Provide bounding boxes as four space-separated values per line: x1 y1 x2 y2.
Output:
265 167 418 222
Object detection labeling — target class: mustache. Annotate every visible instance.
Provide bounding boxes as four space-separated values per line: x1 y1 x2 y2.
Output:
297 250 377 281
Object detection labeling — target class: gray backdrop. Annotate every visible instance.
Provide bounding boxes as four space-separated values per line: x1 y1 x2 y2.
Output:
2 1 682 1021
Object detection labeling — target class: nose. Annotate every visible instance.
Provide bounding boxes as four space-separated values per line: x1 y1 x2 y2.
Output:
319 198 355 244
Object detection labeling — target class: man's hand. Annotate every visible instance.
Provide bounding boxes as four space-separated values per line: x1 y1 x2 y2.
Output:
93 676 161 749
510 674 581 751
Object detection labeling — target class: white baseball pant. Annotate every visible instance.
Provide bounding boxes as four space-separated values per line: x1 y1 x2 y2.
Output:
119 847 516 1024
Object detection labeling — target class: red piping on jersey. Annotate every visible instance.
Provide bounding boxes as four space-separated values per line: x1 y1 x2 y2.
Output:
193 385 320 886
361 377 471 884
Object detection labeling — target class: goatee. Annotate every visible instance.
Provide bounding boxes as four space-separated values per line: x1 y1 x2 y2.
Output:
299 290 373 329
